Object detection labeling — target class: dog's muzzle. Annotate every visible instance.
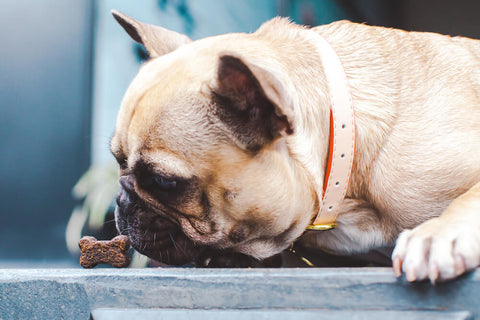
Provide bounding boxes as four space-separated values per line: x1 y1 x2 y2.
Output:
115 176 282 267
115 175 199 265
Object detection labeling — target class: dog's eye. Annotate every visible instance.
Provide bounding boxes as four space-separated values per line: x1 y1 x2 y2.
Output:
117 157 128 169
153 176 177 191
113 152 128 169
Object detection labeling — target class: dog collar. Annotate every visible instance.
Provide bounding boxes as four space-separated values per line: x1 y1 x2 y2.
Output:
304 31 356 231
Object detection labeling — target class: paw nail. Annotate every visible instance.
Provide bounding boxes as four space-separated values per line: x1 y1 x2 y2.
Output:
393 258 402 277
428 264 439 284
405 266 416 282
454 255 466 275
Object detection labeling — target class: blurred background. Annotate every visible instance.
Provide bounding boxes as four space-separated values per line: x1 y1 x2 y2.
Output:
0 0 479 267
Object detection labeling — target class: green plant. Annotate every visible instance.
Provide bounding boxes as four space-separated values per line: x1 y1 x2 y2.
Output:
65 162 119 254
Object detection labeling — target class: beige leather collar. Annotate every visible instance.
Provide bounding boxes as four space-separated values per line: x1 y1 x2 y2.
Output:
304 31 356 231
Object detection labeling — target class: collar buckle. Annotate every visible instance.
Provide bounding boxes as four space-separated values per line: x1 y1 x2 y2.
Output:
306 222 338 231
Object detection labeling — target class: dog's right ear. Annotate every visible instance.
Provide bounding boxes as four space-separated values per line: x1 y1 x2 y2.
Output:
111 10 191 58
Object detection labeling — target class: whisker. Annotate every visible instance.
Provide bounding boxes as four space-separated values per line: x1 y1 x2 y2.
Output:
168 233 177 249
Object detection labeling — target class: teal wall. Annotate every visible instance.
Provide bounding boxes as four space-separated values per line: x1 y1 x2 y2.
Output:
0 0 93 259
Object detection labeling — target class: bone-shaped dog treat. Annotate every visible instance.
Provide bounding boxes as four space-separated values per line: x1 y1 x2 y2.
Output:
78 235 131 268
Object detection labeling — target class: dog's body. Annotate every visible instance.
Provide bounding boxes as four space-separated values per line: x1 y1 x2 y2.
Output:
111 12 480 282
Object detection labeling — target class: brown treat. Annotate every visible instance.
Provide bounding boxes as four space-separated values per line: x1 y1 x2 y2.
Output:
78 235 131 268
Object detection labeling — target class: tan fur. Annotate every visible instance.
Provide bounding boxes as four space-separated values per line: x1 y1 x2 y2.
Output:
111 14 480 282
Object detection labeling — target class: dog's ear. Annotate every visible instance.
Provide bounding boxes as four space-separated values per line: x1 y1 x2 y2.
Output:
213 54 295 151
112 10 191 58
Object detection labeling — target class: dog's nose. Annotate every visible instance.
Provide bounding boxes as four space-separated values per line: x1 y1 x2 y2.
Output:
119 174 136 195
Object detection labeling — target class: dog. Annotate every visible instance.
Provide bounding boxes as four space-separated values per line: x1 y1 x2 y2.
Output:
110 10 480 282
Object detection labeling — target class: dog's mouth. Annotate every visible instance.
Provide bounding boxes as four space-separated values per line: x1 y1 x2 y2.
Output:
115 188 273 267
115 188 200 265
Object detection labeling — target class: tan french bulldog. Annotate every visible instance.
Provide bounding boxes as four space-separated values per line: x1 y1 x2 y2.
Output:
110 10 480 282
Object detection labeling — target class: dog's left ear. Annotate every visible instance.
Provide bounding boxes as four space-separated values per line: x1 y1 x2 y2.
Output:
213 54 295 151
112 10 191 58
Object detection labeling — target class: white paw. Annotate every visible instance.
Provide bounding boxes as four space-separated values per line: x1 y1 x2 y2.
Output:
392 217 480 283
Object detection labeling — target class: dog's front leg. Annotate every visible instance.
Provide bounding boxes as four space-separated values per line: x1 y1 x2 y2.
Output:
392 181 480 283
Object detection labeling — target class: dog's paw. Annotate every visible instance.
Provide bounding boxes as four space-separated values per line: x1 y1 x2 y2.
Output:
392 217 480 283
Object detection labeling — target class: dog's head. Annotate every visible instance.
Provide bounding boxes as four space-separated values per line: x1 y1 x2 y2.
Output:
110 11 317 265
